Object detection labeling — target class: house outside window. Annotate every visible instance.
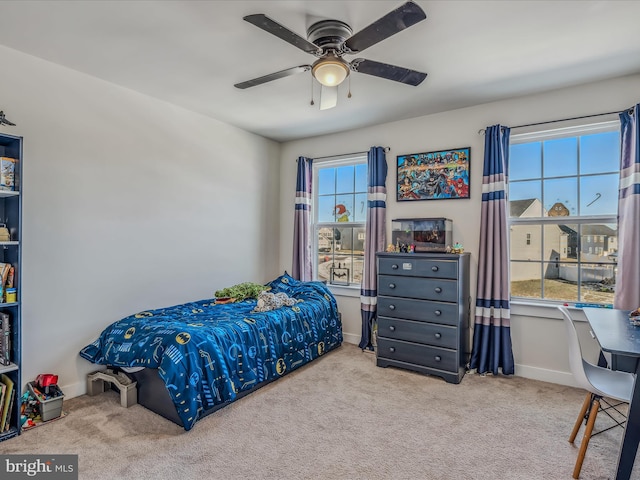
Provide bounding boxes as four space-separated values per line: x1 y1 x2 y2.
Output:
313 155 367 286
508 121 620 304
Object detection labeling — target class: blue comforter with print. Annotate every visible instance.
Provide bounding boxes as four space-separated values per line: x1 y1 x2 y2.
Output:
79 273 342 430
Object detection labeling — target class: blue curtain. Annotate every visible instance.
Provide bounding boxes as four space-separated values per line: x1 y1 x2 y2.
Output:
469 125 515 375
292 157 313 281
359 147 387 350
614 104 640 310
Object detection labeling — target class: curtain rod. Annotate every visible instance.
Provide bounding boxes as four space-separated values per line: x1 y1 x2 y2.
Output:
298 147 390 161
477 106 635 135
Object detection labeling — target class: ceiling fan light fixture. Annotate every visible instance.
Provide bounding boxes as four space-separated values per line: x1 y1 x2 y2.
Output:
312 57 350 87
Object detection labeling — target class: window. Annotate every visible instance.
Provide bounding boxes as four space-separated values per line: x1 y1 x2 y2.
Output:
313 155 367 286
508 121 620 304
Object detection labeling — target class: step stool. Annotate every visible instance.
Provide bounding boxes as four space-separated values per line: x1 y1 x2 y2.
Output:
87 368 137 408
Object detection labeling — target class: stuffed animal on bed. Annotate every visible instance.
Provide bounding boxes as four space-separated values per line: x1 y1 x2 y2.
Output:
252 291 298 313
214 282 268 302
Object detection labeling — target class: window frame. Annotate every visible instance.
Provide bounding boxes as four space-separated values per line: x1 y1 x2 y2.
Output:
508 120 620 305
312 153 368 288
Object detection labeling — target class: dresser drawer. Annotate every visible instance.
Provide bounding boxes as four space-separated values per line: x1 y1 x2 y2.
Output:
378 317 457 349
378 296 458 325
378 275 458 302
377 337 457 372
378 257 458 279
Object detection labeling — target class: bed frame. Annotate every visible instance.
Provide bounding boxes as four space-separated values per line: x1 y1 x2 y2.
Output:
122 342 341 427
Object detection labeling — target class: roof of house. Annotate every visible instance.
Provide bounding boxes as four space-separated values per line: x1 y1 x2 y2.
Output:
510 199 537 217
559 224 616 236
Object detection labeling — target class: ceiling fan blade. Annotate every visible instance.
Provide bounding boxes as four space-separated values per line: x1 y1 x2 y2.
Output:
243 14 321 55
350 58 427 86
319 86 338 110
344 2 426 54
234 65 311 89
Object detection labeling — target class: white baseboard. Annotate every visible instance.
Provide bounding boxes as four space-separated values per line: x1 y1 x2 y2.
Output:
514 363 579 388
342 332 360 345
59 381 86 399
61 360 577 403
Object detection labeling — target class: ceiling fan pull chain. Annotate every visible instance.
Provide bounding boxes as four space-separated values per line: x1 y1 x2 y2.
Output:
310 74 315 106
347 76 352 99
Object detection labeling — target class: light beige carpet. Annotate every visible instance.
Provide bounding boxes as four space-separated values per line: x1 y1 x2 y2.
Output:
2 343 637 479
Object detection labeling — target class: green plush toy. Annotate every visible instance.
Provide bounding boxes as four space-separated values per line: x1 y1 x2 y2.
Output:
214 282 268 302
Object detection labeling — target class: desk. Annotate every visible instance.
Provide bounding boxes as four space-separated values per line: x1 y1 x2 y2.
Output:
584 307 640 480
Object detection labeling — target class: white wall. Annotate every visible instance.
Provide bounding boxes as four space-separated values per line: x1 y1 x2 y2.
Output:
279 73 640 386
0 45 282 397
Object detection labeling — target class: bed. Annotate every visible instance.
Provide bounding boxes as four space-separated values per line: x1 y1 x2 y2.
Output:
79 273 342 430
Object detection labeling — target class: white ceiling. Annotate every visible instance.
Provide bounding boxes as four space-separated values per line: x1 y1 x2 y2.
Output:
0 1 639 142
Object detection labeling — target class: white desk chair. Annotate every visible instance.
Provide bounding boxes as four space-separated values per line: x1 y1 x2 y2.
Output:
558 305 634 479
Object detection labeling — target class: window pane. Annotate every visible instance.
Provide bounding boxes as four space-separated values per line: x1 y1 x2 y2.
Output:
353 193 367 222
355 163 367 193
579 263 615 304
510 262 541 299
555 223 578 261
334 226 349 252
580 174 619 216
336 166 355 194
353 252 364 284
580 223 618 261
544 137 577 178
353 227 365 254
580 131 620 175
543 274 578 302
510 143 541 180
317 168 335 195
317 227 340 253
317 195 335 223
510 224 541 261
334 194 354 222
318 226 366 285
544 177 577 217
509 181 542 217
542 225 566 266
317 253 330 283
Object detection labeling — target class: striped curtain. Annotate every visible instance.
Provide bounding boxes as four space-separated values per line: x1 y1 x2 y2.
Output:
292 156 313 281
359 147 388 350
614 104 640 310
469 125 515 375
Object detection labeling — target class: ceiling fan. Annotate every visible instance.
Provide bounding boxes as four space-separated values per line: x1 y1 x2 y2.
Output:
234 1 427 110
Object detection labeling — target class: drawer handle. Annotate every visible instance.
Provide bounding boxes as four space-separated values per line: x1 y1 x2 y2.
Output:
389 326 396 331
389 347 396 353
434 287 442 293
391 264 399 270
389 283 396 289
389 304 396 310
434 333 442 339
434 310 442 316
431 265 439 272
434 355 441 362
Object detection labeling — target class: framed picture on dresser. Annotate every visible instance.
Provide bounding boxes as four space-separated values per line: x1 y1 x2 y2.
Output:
396 147 470 201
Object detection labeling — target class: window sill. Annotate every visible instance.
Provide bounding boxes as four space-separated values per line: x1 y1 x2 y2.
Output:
327 284 360 298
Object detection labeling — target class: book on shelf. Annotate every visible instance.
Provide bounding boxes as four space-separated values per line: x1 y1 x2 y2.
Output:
3 388 15 432
0 373 14 431
0 312 9 366
0 382 5 422
0 263 11 303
